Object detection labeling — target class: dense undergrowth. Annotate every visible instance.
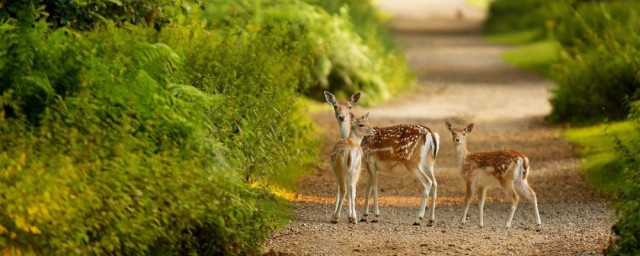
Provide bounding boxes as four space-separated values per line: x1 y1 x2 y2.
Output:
486 0 640 254
0 0 411 254
486 0 640 124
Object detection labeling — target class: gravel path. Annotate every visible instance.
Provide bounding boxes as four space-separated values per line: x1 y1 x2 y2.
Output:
264 1 615 255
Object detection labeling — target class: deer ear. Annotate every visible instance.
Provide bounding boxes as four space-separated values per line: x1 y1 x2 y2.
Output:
324 91 336 105
350 92 361 105
445 121 453 132
465 123 474 133
362 112 370 120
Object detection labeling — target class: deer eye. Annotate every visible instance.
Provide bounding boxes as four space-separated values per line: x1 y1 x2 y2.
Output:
333 106 337 109
358 124 365 128
348 106 352 109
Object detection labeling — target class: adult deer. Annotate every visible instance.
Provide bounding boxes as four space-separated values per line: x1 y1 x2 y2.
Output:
330 112 375 224
324 91 440 226
445 121 541 230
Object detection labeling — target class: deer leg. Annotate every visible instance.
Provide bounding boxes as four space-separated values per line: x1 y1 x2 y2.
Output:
505 184 520 228
424 159 437 227
515 179 541 230
332 176 347 224
360 161 375 222
370 161 381 223
371 168 380 223
410 164 432 225
461 181 474 227
529 186 542 229
347 161 361 224
478 187 487 228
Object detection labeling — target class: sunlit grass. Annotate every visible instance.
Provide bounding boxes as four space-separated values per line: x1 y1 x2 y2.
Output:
484 30 543 45
467 0 492 9
501 40 561 77
565 121 635 195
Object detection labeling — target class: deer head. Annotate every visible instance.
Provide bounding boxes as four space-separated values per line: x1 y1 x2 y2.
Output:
325 91 361 138
445 121 474 145
350 112 375 140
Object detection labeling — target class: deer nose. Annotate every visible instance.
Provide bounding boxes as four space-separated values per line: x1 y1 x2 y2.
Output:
455 137 461 142
338 115 346 121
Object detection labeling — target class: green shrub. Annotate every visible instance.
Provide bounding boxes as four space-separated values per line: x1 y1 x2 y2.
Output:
203 0 412 105
485 0 640 124
0 0 410 253
304 0 414 101
609 102 640 255
0 2 317 254
485 0 549 35
0 17 275 254
0 0 198 30
548 2 640 123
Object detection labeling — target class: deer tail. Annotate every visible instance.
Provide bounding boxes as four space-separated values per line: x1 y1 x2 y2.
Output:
521 157 530 180
429 132 440 158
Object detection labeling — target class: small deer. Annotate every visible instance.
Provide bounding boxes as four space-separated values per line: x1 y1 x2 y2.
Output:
330 112 375 224
445 121 541 229
325 91 440 226
324 91 361 139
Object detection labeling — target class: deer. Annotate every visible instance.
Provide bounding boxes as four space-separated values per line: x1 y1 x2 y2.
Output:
330 112 375 224
324 91 440 226
445 121 541 230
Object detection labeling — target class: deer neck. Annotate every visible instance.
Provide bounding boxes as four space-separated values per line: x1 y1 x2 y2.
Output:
348 130 364 145
339 121 350 139
455 142 469 170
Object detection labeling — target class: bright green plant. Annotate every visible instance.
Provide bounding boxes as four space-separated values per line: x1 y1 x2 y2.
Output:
203 0 412 105
609 102 640 255
0 3 316 254
548 2 640 123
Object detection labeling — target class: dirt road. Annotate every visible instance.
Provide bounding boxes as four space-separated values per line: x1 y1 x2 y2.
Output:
264 1 614 255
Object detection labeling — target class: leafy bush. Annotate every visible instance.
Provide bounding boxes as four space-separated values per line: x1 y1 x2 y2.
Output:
548 2 640 123
610 102 640 255
0 0 197 30
203 0 412 105
0 1 318 254
303 0 413 102
484 0 549 35
0 0 409 253
485 0 640 123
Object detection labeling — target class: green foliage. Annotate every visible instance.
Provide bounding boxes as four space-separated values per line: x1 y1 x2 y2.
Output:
203 0 413 105
0 18 268 254
565 121 635 195
484 0 572 38
485 0 640 124
501 41 561 77
609 103 640 255
302 0 414 102
0 0 199 30
564 114 640 254
0 0 321 254
0 0 408 253
548 2 640 123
